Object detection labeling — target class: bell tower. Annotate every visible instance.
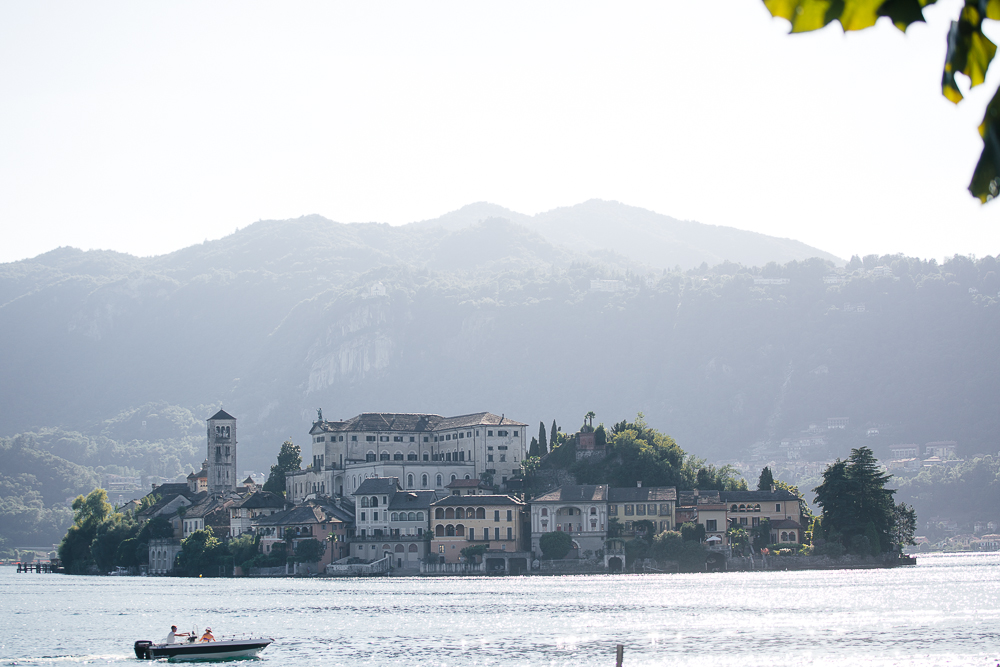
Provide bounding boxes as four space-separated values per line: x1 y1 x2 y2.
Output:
207 409 237 495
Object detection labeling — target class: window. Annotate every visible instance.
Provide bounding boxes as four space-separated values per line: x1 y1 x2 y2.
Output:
424 437 429 442
705 519 717 532
380 452 390 461
487 430 493 436
494 528 500 540
450 474 457 483
498 445 507 450
391 513 398 521
410 436 415 442
351 436 357 441
380 436 389 442
775 503 781 512
752 517 760 527
366 436 376 442
487 455 494 462
541 508 548 517
339 436 344 441
739 517 748 526
467 431 472 437
436 474 443 487
407 474 414 488
438 545 445 553
423 453 429 461
394 436 403 442
494 510 500 522
393 453 404 461
459 432 464 439
506 510 512 521
371 496 379 507
636 505 646 516
422 474 428 487
361 497 370 508
624 505 634 516
446 434 451 441
417 512 424 521
513 431 518 436
361 512 366 521
609 505 618 516
507 527 513 540
407 453 417 461
499 454 506 462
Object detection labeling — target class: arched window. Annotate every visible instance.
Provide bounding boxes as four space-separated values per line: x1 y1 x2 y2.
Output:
393 452 403 461
407 474 414 488
422 474 429 487
466 508 475 518
476 507 486 519
451 474 457 483
455 508 465 519
366 452 376 462
408 512 416 521
590 507 597 515
754 504 761 512
380 452 390 461
435 525 445 536
382 544 391 552
541 508 548 517
731 504 738 512
436 474 442 487
780 532 788 542
446 524 456 537
455 524 465 536
391 513 398 521
739 504 746 512
408 544 418 552
787 532 796 543
361 497 370 508
416 512 424 521
371 496 379 507
435 508 445 519
445 507 455 519
395 544 405 553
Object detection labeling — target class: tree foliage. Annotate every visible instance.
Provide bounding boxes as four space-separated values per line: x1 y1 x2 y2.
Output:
175 527 228 576
539 530 573 560
758 466 774 491
763 0 1000 203
814 447 901 554
263 439 301 496
650 530 708 572
538 422 548 455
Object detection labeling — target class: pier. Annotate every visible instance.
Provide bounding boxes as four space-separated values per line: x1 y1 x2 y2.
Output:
15 561 58 573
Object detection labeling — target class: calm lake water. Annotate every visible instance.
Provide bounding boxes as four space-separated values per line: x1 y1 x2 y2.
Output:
2 552 999 667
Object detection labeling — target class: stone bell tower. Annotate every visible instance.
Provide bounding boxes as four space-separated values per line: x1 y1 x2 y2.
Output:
207 409 237 495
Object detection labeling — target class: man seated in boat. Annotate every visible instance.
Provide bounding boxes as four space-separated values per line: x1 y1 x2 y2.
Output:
166 626 191 644
199 628 215 642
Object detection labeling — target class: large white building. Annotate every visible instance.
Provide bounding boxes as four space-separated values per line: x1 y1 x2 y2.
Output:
286 412 527 503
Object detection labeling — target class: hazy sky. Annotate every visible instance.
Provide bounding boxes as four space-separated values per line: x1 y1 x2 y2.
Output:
2 1 999 265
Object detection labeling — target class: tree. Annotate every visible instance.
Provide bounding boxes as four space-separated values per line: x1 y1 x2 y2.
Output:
585 411 596 429
58 488 114 574
680 521 706 543
752 518 772 552
175 527 227 576
263 439 301 496
763 0 1000 203
460 544 488 562
293 538 326 564
814 447 898 555
539 530 573 560
651 530 708 572
550 420 558 452
538 422 548 455
528 437 539 458
892 502 918 551
757 466 774 491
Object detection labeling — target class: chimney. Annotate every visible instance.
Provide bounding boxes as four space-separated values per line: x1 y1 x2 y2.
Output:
771 484 776 493
636 481 642 488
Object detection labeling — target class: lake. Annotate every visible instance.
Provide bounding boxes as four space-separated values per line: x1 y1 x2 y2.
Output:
1 552 998 666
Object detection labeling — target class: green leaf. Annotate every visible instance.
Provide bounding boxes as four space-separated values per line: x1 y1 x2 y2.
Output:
878 0 938 31
942 3 997 104
764 0 837 32
969 83 1000 202
765 0 937 31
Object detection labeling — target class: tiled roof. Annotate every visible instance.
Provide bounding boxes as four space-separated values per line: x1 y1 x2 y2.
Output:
432 494 524 507
532 485 608 503
607 486 677 502
388 490 436 510
253 504 337 527
676 490 722 506
720 490 799 503
184 497 232 519
446 479 486 488
354 477 402 496
137 484 200 517
208 409 236 421
233 491 285 510
770 518 803 529
314 412 526 434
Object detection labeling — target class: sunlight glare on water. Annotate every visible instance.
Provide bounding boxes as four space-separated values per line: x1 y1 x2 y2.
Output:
2 552 999 666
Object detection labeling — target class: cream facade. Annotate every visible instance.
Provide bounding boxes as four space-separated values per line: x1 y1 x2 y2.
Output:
430 495 525 563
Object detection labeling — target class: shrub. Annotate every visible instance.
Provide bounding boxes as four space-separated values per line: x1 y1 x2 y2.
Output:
813 541 846 558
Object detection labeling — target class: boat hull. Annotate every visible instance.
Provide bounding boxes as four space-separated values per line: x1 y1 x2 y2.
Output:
134 639 272 661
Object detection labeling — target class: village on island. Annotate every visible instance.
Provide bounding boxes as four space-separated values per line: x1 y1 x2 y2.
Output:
47 408 917 578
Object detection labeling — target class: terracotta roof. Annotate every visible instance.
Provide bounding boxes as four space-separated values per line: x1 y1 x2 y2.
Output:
533 485 608 503
387 490 436 510
431 494 524 507
607 486 677 502
233 491 285 510
208 409 236 421
769 518 803 529
253 504 335 527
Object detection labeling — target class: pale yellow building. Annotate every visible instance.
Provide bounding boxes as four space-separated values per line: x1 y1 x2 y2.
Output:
430 495 526 563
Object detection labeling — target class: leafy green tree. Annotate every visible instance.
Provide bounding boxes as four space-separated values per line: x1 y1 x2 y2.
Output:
864 521 882 557
584 411 596 429
539 530 573 559
680 521 706 543
58 488 114 574
538 422 548 455
814 447 898 554
460 544 488 562
607 517 624 538
758 466 774 491
550 420 558 453
762 0 1000 203
752 518 772 552
228 533 260 573
175 527 227 576
293 538 326 564
594 424 607 449
263 439 301 496
892 502 918 550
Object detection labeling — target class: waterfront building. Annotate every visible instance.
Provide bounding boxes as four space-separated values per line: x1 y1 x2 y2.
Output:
608 484 677 535
286 412 527 503
430 494 526 564
253 499 353 572
350 477 435 569
229 491 286 537
721 489 804 542
530 485 609 557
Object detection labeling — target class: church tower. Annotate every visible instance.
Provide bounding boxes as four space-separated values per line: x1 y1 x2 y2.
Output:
207 409 237 495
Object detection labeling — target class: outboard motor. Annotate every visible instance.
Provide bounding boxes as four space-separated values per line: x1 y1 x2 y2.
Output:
134 640 153 660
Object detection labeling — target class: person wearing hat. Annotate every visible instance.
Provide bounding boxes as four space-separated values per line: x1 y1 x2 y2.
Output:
199 628 215 643
166 626 190 644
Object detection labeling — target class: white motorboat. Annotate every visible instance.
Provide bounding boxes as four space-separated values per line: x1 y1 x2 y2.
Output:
133 637 272 661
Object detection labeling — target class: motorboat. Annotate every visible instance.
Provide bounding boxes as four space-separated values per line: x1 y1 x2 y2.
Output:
134 636 272 661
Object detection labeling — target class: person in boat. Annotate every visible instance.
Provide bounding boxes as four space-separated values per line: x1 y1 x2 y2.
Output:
166 625 190 644
199 628 215 642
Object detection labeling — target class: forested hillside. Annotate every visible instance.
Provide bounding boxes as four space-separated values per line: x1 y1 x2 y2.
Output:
0 203 998 548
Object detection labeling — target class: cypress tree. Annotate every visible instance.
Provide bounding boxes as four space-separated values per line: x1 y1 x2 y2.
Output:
538 422 548 454
550 420 558 450
528 437 539 458
757 466 774 491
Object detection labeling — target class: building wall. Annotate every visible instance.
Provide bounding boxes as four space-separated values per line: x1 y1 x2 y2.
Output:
207 416 237 495
530 501 607 556
430 503 524 563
